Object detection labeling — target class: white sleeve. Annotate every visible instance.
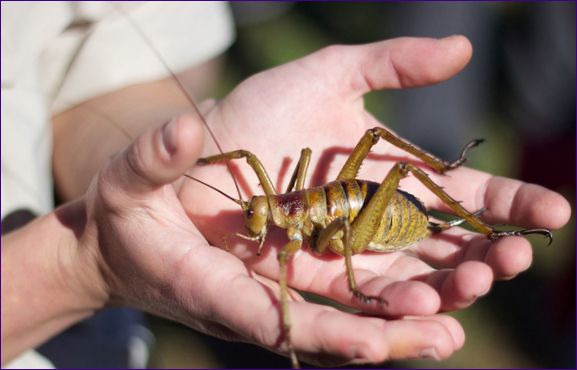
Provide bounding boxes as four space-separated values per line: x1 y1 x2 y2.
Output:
50 1 235 113
4 350 55 369
1 2 234 219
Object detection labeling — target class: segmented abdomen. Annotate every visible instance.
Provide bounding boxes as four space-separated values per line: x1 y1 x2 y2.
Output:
268 179 430 251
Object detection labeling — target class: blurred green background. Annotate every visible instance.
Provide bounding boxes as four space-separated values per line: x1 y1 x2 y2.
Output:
146 2 575 368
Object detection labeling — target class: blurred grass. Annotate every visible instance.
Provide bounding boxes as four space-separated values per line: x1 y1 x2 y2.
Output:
150 3 575 368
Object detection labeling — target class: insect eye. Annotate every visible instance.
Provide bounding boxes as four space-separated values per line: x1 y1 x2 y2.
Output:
247 209 254 217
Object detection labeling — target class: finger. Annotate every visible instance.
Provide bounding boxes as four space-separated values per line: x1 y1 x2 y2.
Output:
315 35 472 97
325 267 441 316
359 111 569 232
262 250 441 317
408 314 465 351
293 310 459 365
310 235 529 314
483 236 533 280
414 229 534 280
422 261 493 311
106 113 204 194
424 169 571 230
194 260 456 366
481 176 571 230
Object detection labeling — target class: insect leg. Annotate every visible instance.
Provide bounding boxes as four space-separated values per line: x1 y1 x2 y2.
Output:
313 217 388 305
403 163 552 243
316 164 410 305
337 127 483 180
347 162 408 252
285 148 312 192
277 238 303 369
311 217 348 254
198 150 276 196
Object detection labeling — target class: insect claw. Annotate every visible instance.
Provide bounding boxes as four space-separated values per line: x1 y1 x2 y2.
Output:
490 228 553 246
443 138 485 172
519 228 554 246
352 290 388 306
467 138 485 148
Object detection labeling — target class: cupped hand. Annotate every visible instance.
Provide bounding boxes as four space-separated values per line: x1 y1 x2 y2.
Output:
180 35 571 317
82 113 464 366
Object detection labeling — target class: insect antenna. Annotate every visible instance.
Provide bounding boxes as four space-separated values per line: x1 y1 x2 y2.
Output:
116 5 244 204
183 174 248 210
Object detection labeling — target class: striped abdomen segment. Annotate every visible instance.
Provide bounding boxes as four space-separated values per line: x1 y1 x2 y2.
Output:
267 179 430 251
369 187 431 251
327 180 430 251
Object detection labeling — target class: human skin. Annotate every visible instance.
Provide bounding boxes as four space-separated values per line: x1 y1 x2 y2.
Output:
5 36 568 366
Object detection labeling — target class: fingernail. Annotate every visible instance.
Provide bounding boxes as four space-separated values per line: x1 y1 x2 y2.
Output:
162 118 178 155
419 347 440 360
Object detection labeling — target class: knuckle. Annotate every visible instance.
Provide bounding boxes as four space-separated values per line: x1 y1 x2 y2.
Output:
95 155 126 211
125 140 151 184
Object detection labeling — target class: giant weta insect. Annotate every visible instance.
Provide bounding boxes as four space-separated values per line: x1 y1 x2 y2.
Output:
194 129 552 368
116 7 553 369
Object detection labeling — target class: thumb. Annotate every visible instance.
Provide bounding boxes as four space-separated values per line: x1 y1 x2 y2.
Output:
110 113 204 194
360 35 473 91
311 35 473 97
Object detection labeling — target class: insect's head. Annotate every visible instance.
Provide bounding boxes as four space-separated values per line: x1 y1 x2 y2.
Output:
184 174 269 238
243 196 269 238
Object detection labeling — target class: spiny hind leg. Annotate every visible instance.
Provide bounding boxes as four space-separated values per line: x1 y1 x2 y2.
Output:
337 127 483 180
403 163 552 243
346 162 409 252
285 148 312 192
337 162 420 304
277 239 303 368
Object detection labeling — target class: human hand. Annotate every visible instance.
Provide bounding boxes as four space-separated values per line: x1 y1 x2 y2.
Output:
71 112 466 366
180 36 571 321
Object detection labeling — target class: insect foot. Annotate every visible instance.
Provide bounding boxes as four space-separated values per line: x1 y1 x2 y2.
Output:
441 138 485 173
489 228 553 246
352 289 389 305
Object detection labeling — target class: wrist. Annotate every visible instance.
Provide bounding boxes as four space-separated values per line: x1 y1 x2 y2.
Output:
53 199 111 310
1 199 108 363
